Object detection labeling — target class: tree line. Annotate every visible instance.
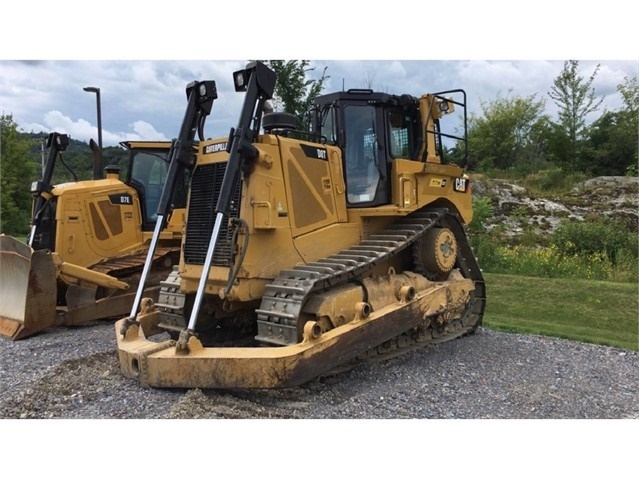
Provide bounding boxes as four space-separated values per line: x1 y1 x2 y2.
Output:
0 123 131 234
1 60 637 235
451 60 638 177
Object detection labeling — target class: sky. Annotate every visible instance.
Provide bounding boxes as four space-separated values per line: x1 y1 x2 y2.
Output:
1 59 637 148
1 2 637 149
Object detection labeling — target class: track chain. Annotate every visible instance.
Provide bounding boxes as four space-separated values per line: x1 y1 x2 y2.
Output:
322 210 486 375
155 267 188 331
256 207 485 347
90 246 178 278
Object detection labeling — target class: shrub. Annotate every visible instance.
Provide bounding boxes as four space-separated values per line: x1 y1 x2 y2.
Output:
469 197 495 234
552 217 637 264
520 168 587 195
470 234 499 270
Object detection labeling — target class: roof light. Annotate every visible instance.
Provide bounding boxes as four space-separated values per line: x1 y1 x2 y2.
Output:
233 70 248 91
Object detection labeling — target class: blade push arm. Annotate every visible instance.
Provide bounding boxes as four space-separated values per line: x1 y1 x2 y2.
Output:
179 61 276 349
156 80 218 224
28 133 69 247
216 61 276 216
122 80 218 332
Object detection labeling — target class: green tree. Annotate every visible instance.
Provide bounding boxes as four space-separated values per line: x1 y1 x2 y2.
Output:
24 131 131 183
616 75 639 175
464 91 550 172
547 60 604 171
581 75 639 176
0 114 38 235
617 75 639 112
259 60 329 128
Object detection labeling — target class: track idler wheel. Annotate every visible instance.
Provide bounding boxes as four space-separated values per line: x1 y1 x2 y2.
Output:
413 227 457 281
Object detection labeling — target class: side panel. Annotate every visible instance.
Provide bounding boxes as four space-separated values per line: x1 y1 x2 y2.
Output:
179 136 352 300
84 186 145 258
279 138 344 238
419 163 473 224
54 180 145 268
391 159 473 224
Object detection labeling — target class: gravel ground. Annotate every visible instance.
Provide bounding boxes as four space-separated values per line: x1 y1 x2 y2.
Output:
1 321 637 419
2 321 637 479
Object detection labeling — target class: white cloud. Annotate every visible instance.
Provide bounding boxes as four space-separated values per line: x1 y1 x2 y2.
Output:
124 121 170 142
4 59 637 147
17 110 169 145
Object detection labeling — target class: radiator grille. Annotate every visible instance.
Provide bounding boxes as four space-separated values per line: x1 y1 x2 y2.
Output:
183 162 241 265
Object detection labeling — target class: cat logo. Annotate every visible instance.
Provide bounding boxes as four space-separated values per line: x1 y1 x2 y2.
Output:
454 177 469 193
204 142 228 154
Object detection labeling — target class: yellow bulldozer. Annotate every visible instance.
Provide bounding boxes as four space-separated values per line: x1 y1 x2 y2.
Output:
116 61 485 389
0 80 217 340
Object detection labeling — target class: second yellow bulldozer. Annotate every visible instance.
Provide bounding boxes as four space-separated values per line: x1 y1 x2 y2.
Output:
116 61 486 389
0 80 218 340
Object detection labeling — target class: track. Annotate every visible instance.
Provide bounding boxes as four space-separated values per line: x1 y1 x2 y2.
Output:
147 207 485 382
361 209 486 361
90 246 179 280
256 207 486 354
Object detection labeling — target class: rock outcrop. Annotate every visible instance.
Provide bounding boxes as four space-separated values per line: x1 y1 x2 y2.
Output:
471 176 638 237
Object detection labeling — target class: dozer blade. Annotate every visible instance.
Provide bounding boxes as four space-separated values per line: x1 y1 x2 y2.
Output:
0 235 57 340
116 278 476 389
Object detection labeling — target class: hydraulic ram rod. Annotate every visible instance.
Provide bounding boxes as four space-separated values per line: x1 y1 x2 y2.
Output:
177 62 275 346
123 80 217 327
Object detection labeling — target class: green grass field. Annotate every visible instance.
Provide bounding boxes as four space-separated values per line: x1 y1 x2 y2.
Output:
483 273 639 351
4 233 637 351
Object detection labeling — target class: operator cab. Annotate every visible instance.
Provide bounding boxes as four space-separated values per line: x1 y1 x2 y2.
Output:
310 88 467 207
122 142 190 230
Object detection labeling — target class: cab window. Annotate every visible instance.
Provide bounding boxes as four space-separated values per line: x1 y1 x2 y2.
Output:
319 106 337 144
388 109 416 158
343 104 380 204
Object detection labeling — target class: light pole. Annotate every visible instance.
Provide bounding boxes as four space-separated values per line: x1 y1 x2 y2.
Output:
83 86 102 179
40 137 46 176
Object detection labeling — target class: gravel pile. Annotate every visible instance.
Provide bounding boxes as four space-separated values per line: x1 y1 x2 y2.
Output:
1 321 637 419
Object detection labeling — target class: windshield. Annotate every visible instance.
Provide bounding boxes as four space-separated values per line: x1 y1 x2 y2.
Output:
130 151 169 222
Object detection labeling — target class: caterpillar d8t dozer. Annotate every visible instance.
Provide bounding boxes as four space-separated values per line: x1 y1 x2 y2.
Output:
116 61 485 389
0 81 217 340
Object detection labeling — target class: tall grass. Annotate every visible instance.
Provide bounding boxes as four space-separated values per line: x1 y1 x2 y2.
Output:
470 198 638 283
473 167 588 196
473 240 638 283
